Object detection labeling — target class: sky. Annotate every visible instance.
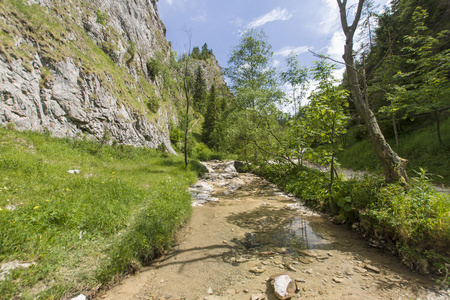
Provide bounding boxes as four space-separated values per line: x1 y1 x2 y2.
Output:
157 0 391 105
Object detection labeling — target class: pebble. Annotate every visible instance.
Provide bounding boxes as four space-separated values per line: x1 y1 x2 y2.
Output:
244 289 249 293
208 287 213 295
250 266 266 274
364 264 381 274
298 250 318 258
332 277 344 283
298 257 314 264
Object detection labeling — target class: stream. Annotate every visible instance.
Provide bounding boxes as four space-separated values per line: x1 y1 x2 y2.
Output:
99 161 448 300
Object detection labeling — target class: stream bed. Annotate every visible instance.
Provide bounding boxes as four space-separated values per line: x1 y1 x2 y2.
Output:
99 161 448 300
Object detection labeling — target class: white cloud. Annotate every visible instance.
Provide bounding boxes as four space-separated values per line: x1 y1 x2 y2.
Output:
191 12 207 23
312 0 340 35
247 8 292 29
326 30 345 61
332 67 346 81
166 0 174 5
274 46 310 57
230 17 245 27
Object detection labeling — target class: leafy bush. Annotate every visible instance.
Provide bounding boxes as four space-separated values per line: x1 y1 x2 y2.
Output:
364 169 450 273
193 142 213 161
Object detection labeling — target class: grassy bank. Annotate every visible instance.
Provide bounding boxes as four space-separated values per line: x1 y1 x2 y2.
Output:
0 127 200 299
338 117 450 186
254 162 450 283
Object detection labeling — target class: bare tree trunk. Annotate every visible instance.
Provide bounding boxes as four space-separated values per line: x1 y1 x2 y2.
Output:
182 30 193 169
393 114 399 147
434 110 443 147
337 0 408 185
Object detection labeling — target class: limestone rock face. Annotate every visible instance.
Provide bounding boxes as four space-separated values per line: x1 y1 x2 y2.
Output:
0 0 176 153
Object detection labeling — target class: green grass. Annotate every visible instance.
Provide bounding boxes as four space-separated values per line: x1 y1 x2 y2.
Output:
338 117 450 186
0 127 199 299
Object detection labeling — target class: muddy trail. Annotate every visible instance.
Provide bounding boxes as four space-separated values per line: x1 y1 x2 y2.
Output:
99 161 448 300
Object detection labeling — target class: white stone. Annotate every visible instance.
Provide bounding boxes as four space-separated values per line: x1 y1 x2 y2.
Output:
67 170 80 174
71 295 86 300
273 275 292 298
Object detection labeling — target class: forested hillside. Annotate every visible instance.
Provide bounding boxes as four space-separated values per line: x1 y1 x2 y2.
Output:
337 0 450 185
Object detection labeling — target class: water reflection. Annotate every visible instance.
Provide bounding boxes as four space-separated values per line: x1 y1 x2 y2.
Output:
227 206 331 252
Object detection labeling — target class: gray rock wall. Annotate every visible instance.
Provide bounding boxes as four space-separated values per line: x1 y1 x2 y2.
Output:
0 0 177 154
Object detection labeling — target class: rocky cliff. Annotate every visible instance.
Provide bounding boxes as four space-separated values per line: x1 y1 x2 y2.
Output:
0 0 178 153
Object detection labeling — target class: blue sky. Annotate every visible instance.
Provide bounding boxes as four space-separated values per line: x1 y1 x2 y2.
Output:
157 0 390 104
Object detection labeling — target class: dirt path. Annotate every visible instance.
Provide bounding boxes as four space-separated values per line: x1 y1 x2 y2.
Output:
98 161 448 300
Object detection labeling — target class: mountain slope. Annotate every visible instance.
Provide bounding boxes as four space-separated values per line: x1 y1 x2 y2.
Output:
0 0 177 152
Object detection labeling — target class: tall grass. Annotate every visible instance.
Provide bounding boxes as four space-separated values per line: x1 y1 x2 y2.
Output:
0 128 199 299
338 117 450 185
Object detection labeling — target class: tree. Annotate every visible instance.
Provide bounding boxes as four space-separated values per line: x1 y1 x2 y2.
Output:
280 52 309 114
202 84 220 147
393 7 450 147
192 65 207 114
191 46 200 59
337 0 408 185
181 29 193 168
225 29 281 109
201 43 210 60
307 60 350 209
223 29 283 161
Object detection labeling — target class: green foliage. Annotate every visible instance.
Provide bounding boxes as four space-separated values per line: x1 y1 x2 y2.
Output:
256 162 449 276
192 142 214 161
388 7 450 146
280 52 309 113
339 117 450 185
124 42 136 65
147 57 162 81
364 169 450 273
192 65 207 113
306 60 350 166
190 43 212 61
222 29 284 160
95 10 108 26
202 84 220 147
0 128 198 298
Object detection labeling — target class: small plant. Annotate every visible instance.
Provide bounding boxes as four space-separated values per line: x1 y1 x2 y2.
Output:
6 122 15 131
96 10 108 26
124 42 136 65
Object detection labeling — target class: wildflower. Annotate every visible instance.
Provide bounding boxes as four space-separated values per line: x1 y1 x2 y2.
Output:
102 181 105 184
33 206 39 209
0 208 3 211
46 199 49 202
